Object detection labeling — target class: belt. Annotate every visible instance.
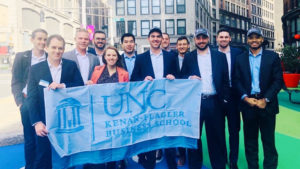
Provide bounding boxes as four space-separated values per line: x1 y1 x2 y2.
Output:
249 93 262 99
201 94 217 99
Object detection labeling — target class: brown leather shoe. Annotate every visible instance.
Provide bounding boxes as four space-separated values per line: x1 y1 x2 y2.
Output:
177 157 186 166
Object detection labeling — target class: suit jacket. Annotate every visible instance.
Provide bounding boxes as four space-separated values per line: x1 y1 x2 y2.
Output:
63 49 100 80
121 51 138 71
90 65 129 83
181 49 230 102
27 59 84 125
130 50 178 81
233 49 283 114
11 50 48 106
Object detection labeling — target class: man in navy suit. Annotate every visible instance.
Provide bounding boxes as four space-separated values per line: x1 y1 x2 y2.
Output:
11 28 48 169
27 35 84 169
233 28 282 169
131 28 177 169
181 28 230 169
216 29 243 169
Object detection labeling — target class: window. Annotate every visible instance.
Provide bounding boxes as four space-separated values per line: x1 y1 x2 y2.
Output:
127 0 136 15
165 0 174 14
128 21 137 36
141 20 150 36
152 20 161 29
177 19 186 35
166 19 175 35
212 8 216 18
212 0 216 6
212 22 216 33
297 17 300 33
116 21 125 37
141 0 149 14
116 0 125 15
176 0 185 13
231 3 235 13
196 2 199 18
152 0 160 14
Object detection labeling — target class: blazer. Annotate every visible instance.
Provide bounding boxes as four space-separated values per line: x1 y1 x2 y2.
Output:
130 50 178 81
90 65 129 83
63 49 100 80
233 49 283 114
181 49 230 102
121 51 138 71
27 59 84 125
11 50 48 106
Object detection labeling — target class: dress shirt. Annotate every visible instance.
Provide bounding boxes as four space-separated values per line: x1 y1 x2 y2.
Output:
218 48 232 86
76 50 90 83
97 54 104 65
197 48 217 95
150 50 164 79
22 51 46 94
178 55 184 70
249 48 262 94
47 59 62 84
124 53 136 78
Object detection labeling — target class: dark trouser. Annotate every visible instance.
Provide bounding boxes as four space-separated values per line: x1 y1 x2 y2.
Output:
242 106 278 169
178 147 186 159
138 150 156 169
20 101 37 169
83 162 116 169
223 97 240 163
34 135 52 169
188 96 226 169
165 148 177 169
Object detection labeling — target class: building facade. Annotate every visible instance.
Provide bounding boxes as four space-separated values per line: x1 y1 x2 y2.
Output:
108 0 215 53
251 0 275 50
219 0 251 47
274 0 283 49
282 0 300 46
0 0 81 63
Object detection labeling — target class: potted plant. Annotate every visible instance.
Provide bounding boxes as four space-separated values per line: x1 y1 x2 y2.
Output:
280 46 300 88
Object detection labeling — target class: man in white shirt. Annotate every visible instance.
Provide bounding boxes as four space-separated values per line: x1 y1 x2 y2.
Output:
27 35 84 169
63 29 99 85
131 28 177 169
11 28 48 169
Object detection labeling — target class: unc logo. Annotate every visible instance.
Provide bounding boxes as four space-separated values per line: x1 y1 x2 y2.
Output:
55 98 85 133
102 89 166 117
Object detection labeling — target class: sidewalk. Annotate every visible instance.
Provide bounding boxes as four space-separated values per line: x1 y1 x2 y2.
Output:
0 72 24 147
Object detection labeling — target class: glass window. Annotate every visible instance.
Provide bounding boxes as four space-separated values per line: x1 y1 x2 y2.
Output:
152 0 161 14
116 21 125 37
141 20 150 36
127 0 136 15
152 20 161 29
177 19 186 35
212 0 216 6
166 19 175 35
291 19 295 34
165 0 174 14
237 18 240 29
176 0 185 13
212 8 216 18
116 0 125 15
141 0 149 14
212 22 216 33
128 21 137 36
225 16 230 25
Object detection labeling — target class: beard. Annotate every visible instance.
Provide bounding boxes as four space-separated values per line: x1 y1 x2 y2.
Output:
249 44 262 50
95 43 106 50
196 43 209 51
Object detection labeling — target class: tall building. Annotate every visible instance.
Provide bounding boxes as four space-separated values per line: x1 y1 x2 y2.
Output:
108 0 215 53
274 0 283 49
219 0 251 47
0 0 81 62
282 0 300 46
251 0 275 50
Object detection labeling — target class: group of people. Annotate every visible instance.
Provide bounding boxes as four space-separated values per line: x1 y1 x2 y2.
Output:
11 26 283 169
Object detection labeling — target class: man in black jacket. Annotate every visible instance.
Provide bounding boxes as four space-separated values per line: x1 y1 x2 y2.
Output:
11 28 48 169
233 28 282 169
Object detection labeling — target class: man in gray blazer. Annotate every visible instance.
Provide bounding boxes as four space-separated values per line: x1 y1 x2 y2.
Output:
63 29 99 84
